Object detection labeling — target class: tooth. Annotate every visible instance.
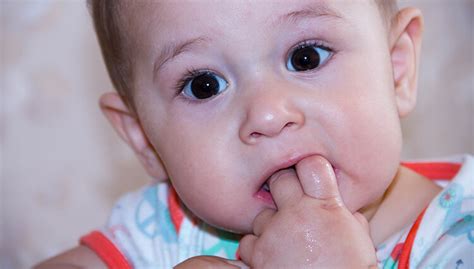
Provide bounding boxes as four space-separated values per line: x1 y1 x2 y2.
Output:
263 182 270 192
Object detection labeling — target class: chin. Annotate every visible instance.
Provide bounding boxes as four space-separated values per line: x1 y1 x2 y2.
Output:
191 208 253 234
206 219 251 234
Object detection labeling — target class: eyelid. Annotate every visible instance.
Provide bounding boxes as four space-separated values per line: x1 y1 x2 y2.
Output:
175 68 229 103
285 39 334 72
174 67 214 96
286 39 333 61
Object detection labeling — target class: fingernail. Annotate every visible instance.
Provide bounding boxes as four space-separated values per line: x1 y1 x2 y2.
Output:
268 167 295 185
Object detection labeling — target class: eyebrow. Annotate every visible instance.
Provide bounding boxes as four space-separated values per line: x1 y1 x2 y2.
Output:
153 36 210 80
275 3 343 26
152 3 343 79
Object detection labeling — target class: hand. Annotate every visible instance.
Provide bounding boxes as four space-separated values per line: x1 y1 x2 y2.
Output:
239 155 377 268
174 256 248 269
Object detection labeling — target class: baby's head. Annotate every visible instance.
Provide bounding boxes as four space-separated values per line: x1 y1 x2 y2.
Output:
89 0 423 234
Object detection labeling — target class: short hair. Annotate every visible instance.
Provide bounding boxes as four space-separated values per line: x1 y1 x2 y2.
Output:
376 0 399 27
87 0 136 110
87 0 398 110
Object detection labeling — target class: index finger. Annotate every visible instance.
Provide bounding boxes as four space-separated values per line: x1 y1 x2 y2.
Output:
295 155 342 203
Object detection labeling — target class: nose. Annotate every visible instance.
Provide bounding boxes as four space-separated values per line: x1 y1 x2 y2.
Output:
239 86 305 145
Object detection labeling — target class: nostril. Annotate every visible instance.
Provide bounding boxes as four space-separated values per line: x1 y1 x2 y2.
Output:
250 132 262 138
285 122 295 128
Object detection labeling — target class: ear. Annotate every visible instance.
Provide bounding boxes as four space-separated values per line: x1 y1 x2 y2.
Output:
99 92 168 182
389 7 424 117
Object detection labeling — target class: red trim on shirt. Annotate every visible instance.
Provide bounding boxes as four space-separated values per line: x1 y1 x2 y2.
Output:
80 231 132 269
168 187 185 233
398 208 426 269
390 161 461 268
401 162 461 180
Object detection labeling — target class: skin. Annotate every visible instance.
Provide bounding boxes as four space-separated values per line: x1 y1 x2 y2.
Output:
125 0 405 233
35 1 443 268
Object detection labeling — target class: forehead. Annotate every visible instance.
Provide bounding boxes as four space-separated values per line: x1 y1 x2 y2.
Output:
120 0 388 79
125 0 383 41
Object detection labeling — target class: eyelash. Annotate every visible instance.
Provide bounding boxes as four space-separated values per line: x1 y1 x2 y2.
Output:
174 68 211 97
173 39 334 99
287 39 333 62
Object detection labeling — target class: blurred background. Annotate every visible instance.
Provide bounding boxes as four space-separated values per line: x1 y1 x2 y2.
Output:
1 0 473 268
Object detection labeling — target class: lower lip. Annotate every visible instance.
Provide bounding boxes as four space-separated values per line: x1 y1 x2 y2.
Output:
255 188 275 206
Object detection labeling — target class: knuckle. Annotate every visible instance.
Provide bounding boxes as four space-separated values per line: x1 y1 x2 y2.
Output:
252 240 270 266
318 196 344 211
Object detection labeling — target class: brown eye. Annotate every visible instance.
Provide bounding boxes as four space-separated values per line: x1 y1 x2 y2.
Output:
182 72 228 100
287 44 331 72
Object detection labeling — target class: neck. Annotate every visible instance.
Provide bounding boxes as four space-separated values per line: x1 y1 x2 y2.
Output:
361 166 442 246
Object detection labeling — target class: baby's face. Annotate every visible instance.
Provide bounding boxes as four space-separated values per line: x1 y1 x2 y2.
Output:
129 0 402 233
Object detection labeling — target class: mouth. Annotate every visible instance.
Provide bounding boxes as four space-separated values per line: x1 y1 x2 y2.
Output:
254 154 339 205
255 161 299 205
257 154 312 191
260 164 297 193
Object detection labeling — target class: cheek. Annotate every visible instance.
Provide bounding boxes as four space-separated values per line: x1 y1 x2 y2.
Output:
328 77 402 211
169 167 255 233
335 110 401 212
161 134 224 199
151 121 254 232
162 144 231 225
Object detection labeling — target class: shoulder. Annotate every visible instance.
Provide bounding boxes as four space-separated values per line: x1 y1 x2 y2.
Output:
410 154 474 268
104 182 177 233
99 182 181 266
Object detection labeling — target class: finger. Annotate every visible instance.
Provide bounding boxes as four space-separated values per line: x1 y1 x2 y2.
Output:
252 208 276 236
354 212 371 234
238 234 257 266
296 155 342 202
268 168 303 209
176 256 243 268
225 260 250 269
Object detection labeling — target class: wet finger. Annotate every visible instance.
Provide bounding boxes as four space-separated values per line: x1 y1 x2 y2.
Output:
296 155 342 203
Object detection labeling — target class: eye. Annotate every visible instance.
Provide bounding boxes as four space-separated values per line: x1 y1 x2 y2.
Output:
286 43 331 72
181 71 228 100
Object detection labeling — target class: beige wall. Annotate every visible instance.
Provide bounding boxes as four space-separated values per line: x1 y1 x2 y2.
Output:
1 1 472 268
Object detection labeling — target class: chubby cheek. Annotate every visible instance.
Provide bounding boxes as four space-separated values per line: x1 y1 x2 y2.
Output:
172 176 255 233
331 94 402 212
144 106 253 232
159 137 255 233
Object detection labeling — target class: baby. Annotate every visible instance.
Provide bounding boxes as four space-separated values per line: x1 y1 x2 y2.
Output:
36 0 473 268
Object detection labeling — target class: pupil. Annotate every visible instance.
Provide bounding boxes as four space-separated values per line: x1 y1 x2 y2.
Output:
191 73 219 99
291 46 320 71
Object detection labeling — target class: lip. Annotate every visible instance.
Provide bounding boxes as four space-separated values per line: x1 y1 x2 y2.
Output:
254 153 320 194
